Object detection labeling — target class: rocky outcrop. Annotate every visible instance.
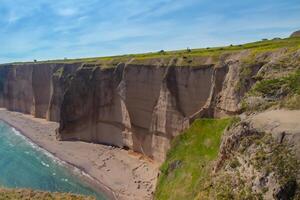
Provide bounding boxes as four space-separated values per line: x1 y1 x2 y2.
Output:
0 48 294 162
214 110 300 199
290 30 300 38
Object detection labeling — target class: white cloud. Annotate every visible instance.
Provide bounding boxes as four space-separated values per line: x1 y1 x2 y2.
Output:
0 0 299 63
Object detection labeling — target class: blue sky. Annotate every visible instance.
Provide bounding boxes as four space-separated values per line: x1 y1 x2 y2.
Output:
0 0 299 63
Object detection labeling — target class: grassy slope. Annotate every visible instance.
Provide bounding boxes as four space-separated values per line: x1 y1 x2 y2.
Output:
155 118 234 200
0 188 95 200
7 37 300 65
242 68 300 112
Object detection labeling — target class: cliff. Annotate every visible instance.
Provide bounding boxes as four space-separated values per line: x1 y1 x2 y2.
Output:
0 55 241 162
0 37 299 162
155 36 300 199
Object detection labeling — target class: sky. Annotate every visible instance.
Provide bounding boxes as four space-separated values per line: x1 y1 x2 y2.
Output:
0 0 300 63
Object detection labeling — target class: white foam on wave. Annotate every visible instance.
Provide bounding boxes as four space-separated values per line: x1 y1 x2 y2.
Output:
10 126 65 165
9 125 96 184
41 161 50 168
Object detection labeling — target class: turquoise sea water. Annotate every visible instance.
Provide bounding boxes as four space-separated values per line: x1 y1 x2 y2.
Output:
0 121 106 200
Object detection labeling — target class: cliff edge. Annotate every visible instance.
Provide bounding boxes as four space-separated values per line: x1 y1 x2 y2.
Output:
0 36 299 163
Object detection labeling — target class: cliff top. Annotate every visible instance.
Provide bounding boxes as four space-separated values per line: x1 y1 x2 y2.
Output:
3 36 300 67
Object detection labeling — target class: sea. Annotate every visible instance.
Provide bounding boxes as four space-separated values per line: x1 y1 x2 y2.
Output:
0 121 107 200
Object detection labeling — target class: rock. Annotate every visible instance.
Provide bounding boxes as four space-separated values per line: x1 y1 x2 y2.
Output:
167 160 182 175
290 30 300 38
274 179 297 200
214 110 300 199
249 110 300 160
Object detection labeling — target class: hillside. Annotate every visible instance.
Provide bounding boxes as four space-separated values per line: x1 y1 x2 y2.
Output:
154 34 300 199
155 118 236 199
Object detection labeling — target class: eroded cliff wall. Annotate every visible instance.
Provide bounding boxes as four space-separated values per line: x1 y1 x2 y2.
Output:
0 50 272 162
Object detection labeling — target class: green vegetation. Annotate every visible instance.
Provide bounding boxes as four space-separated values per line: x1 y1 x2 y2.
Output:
242 70 300 111
154 118 234 200
155 117 300 199
6 36 300 66
250 70 300 98
281 94 300 109
0 188 95 200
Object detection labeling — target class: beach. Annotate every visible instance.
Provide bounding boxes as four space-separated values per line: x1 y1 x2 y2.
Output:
0 108 159 200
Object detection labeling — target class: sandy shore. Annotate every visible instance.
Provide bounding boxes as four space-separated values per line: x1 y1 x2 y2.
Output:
0 109 159 200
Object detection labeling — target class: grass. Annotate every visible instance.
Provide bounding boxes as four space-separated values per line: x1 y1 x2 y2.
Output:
242 70 300 111
154 118 234 200
5 37 300 66
250 70 300 98
0 188 95 200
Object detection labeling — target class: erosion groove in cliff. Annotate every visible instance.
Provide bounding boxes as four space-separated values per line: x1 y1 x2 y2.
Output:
0 39 299 161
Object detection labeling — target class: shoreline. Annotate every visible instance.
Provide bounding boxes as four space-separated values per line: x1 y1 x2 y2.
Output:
3 119 117 200
0 109 158 200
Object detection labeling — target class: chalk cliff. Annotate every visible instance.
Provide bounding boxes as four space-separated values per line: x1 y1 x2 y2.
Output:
0 46 296 162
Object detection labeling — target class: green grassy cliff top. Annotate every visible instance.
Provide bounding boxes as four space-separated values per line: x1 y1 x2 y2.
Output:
6 36 300 66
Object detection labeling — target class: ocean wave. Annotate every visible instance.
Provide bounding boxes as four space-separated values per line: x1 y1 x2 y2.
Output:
9 124 96 187
8 143 14 147
41 161 50 168
9 126 67 166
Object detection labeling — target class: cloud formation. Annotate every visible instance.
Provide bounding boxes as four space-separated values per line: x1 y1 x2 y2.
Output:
0 0 299 63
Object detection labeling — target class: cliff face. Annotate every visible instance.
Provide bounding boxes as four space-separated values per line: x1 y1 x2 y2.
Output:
58 63 222 161
57 56 244 162
47 64 81 121
0 48 288 162
0 63 81 120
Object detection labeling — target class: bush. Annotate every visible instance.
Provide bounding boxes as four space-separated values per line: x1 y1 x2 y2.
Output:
250 70 300 98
